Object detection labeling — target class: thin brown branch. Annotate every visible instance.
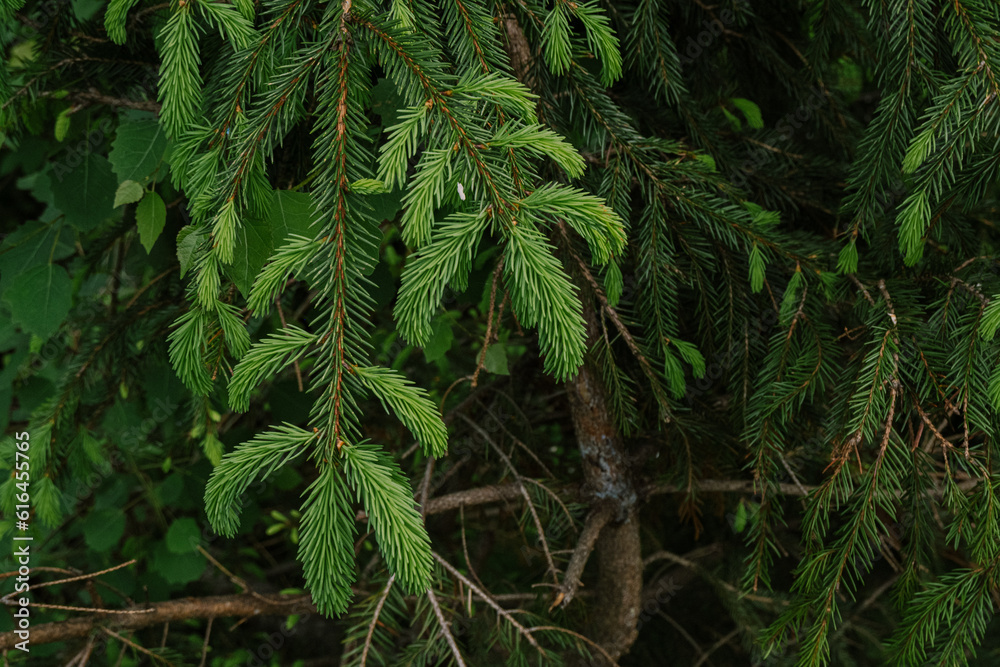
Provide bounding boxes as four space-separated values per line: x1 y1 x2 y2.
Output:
420 474 978 519
56 90 161 113
101 628 172 665
472 261 504 387
553 507 611 609
197 617 213 667
276 298 304 391
360 574 395 667
431 552 543 654
0 594 316 650
425 587 467 667
691 627 740 667
457 414 560 584
526 626 621 666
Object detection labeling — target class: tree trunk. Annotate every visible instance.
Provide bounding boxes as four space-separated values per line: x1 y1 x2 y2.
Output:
499 15 643 662
565 300 643 663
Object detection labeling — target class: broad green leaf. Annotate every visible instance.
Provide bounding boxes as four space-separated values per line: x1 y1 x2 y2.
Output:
152 541 207 584
423 316 453 362
114 179 144 207
483 344 509 375
175 225 202 278
721 106 742 131
83 509 126 551
73 0 103 21
136 191 167 253
53 153 117 231
109 114 169 183
165 517 202 553
733 500 748 533
0 221 75 298
3 264 72 339
268 190 315 241
226 215 273 296
370 187 404 223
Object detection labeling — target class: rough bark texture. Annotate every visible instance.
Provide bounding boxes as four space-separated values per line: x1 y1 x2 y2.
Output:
565 301 643 663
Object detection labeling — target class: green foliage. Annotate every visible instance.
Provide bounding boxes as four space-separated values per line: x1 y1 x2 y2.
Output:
136 190 167 253
341 443 432 592
3 263 72 339
4 0 1000 665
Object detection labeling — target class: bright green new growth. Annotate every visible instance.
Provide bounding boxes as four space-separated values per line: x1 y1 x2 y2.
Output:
8 0 1000 661
149 0 627 616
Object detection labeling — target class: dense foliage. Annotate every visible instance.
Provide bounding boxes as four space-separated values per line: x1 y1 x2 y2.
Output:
3 0 1000 665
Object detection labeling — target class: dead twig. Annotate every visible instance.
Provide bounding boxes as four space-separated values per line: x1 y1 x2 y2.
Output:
553 507 611 609
425 587 467 667
360 574 395 667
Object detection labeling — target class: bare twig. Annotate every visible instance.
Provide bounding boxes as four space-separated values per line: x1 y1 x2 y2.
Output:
432 552 543 653
658 613 709 664
57 91 160 113
420 475 978 519
691 627 740 667
472 261 504 387
480 403 555 478
0 594 316 650
276 298 304 391
418 457 436 517
459 506 488 592
64 634 96 667
197 617 213 667
847 274 876 306
523 478 577 533
526 626 621 666
553 507 612 609
101 628 173 665
360 575 395 667
458 414 560 584
0 561 148 615
425 587 467 667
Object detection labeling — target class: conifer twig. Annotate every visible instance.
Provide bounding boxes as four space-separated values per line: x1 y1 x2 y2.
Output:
553 507 611 609
425 587 467 667
0 594 316 650
458 414 560 584
360 574 395 667
432 552 543 653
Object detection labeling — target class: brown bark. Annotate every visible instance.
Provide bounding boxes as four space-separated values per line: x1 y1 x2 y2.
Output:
565 300 643 663
0 593 316 650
